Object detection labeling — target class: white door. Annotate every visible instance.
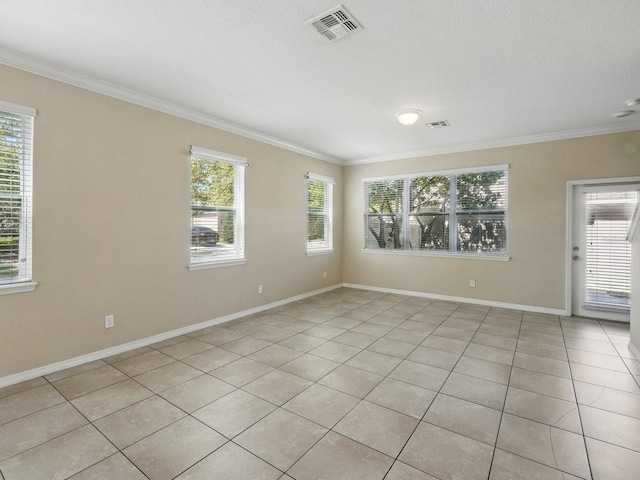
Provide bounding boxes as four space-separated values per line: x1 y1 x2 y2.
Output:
572 183 639 322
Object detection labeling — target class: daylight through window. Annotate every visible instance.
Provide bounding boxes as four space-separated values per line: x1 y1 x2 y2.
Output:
364 165 508 257
307 172 335 254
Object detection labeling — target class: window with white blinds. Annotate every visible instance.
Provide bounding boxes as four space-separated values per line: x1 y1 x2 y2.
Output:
584 188 638 311
0 102 35 287
189 146 246 268
364 165 508 257
307 172 334 254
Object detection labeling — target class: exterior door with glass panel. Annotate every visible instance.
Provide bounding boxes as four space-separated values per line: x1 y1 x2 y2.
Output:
572 183 639 322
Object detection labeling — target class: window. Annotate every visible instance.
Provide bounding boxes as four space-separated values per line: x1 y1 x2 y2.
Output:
307 172 334 254
0 102 35 290
189 146 246 268
364 165 507 257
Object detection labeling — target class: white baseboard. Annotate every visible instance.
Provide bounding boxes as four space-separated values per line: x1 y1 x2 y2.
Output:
0 284 342 389
342 283 569 316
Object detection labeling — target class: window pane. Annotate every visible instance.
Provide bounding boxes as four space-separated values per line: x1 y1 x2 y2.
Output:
408 176 449 250
408 213 449 250
456 212 506 253
366 180 404 249
456 171 506 210
307 177 333 252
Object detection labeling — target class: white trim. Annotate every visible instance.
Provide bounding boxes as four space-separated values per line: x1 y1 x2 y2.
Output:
361 248 510 261
188 258 247 270
629 340 640 361
343 282 568 316
362 164 509 183
0 283 343 388
307 248 334 256
307 172 336 184
190 146 248 166
0 48 341 165
0 281 38 295
347 124 640 165
0 100 36 117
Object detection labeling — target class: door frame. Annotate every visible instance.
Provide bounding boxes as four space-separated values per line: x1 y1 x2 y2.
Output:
565 176 640 318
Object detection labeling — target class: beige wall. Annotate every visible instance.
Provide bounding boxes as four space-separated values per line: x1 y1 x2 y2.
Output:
343 132 640 311
0 65 343 378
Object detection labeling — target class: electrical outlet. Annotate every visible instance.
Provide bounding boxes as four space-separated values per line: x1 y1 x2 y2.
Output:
104 314 115 328
258 284 263 294
323 271 327 278
469 280 476 288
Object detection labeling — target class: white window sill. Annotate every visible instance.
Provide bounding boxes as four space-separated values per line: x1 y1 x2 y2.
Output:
362 248 510 261
307 248 334 256
0 281 38 295
189 258 247 271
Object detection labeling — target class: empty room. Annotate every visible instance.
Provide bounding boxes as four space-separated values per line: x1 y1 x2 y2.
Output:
1 1 640 479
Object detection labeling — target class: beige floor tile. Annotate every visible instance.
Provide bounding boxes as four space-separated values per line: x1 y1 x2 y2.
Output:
504 387 582 434
251 326 297 343
70 379 154 421
518 330 565 347
102 347 155 365
279 353 340 381
235 408 327 471
175 442 281 480
158 338 213 360
453 356 511 385
489 448 581 480
516 339 567 360
219 336 272 355
52 364 128 399
496 414 591 479
0 377 47 399
334 401 418 457
134 361 202 393
0 402 88 461
424 394 502 446
389 360 449 391
568 348 629 373
332 330 378 348
0 425 116 480
304 324 347 340
397 320 437 335
441 372 507 410
277 333 327 352
159 374 235 413
512 352 571 378
384 328 429 345
150 335 193 349
521 321 563 336
181 347 241 372
385 461 438 480
421 335 468 354
323 316 363 329
111 350 175 377
368 314 407 327
210 357 274 387
367 337 416 358
248 344 303 368
478 323 520 339
472 332 518 351
283 383 359 428
407 345 460 370
196 329 245 346
243 369 313 405
463 343 514 366
433 325 475 342
352 322 394 337
93 395 185 449
44 360 107 382
570 363 640 394
319 365 384 398
0 383 65 425
345 349 402 376
586 437 640 480
193 389 276 438
365 377 436 419
574 381 640 419
564 337 619 355
309 341 361 362
70 452 147 480
399 422 494 480
579 404 640 452
288 431 393 480
509 367 575 402
124 416 226 480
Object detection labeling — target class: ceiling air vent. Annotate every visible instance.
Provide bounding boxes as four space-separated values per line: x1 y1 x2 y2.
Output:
307 5 361 41
426 120 450 128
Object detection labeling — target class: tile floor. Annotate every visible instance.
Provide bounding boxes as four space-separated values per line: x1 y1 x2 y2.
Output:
1 287 640 479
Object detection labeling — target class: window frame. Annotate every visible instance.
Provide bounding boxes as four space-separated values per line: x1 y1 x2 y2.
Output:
188 146 247 270
363 164 509 260
306 172 335 255
0 101 37 295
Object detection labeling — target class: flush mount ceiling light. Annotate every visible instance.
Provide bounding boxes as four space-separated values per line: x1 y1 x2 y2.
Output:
613 110 635 118
396 109 423 125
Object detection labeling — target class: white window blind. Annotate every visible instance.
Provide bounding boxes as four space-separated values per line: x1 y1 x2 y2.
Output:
189 146 246 268
307 172 334 254
364 165 508 256
0 102 35 285
584 188 638 311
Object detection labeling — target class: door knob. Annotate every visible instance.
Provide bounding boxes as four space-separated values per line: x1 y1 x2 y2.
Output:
573 255 580 260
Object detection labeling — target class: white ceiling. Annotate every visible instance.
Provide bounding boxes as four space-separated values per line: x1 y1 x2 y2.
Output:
1 0 639 165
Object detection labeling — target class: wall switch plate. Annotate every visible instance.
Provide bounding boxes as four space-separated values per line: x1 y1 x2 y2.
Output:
105 314 115 328
323 271 327 278
469 280 476 288
258 284 263 294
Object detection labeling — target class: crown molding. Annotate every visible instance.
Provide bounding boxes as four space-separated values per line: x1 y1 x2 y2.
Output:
345 122 640 166
0 48 343 165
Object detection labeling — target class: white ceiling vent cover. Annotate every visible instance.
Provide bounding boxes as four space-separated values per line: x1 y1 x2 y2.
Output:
307 5 361 41
426 120 451 128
